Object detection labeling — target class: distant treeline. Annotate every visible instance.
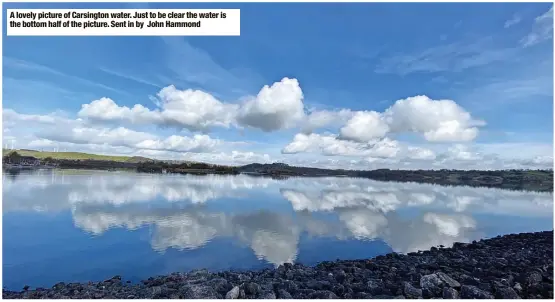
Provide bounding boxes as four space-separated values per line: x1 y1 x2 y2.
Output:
235 163 553 192
136 161 239 175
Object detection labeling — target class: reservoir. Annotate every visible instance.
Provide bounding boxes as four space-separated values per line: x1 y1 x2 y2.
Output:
2 169 553 290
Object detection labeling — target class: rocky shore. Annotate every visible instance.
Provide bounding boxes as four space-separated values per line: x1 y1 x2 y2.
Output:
3 231 553 299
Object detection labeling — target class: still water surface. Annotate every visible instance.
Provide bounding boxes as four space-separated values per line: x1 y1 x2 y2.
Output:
3 169 553 290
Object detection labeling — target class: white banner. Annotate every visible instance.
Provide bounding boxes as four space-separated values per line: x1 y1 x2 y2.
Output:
6 9 241 36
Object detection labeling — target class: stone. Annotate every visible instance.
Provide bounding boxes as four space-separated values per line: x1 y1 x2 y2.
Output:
421 274 442 290
277 289 292 299
442 287 459 299
308 290 339 299
403 282 422 299
525 272 543 286
260 291 276 299
495 287 520 299
367 279 383 293
335 270 347 283
150 286 163 298
181 285 220 299
460 285 494 299
354 292 373 299
243 282 260 296
436 272 461 288
225 286 239 299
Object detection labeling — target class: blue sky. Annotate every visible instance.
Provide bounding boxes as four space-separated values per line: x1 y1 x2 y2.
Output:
2 2 553 169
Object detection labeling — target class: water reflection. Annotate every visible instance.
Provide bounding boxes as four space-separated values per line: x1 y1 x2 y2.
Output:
3 170 553 288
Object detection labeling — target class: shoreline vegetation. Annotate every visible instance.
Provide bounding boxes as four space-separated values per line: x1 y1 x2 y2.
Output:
2 149 553 192
3 231 553 299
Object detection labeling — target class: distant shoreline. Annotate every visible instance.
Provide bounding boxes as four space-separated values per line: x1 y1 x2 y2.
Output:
3 230 553 299
3 149 553 192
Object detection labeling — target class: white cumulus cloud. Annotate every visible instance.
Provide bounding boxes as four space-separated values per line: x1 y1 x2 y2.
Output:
282 133 400 158
237 77 305 132
339 111 390 142
383 95 484 142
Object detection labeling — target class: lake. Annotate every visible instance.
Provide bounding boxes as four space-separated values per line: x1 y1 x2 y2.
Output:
2 169 553 290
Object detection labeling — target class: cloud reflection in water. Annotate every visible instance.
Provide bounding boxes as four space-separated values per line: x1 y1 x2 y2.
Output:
3 169 553 267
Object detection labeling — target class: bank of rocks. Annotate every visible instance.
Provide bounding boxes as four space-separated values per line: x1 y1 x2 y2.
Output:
3 231 553 299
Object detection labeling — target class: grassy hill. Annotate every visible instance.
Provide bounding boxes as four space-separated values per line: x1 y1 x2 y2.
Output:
1 149 146 162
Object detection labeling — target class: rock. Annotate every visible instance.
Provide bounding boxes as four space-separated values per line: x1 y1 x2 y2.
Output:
421 274 443 297
436 272 461 288
206 278 229 293
421 274 442 289
150 286 163 298
478 282 492 292
274 280 297 294
525 272 543 286
260 291 276 299
308 290 339 299
306 280 331 290
367 279 383 294
182 285 220 299
373 294 395 299
354 292 372 299
442 287 459 299
53 282 66 290
277 289 292 299
514 283 523 293
495 287 520 299
225 286 239 299
460 285 494 299
331 284 345 295
335 270 347 283
403 282 422 299
243 282 260 297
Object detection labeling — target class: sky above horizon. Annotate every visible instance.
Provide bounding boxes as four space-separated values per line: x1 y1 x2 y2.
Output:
2 2 554 170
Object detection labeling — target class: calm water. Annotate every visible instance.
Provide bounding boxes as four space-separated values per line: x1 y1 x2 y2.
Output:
3 169 553 290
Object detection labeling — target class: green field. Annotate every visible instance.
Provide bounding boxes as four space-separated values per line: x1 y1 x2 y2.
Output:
2 149 137 162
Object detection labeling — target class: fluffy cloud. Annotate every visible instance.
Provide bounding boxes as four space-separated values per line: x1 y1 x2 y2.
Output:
339 111 389 142
383 95 484 142
301 109 354 134
134 134 221 153
157 85 238 130
77 78 483 144
282 133 400 158
3 108 78 128
185 150 273 166
236 77 305 132
407 146 437 160
308 95 484 145
440 144 484 162
78 97 161 125
6 109 223 154
40 126 221 154
79 78 306 133
43 126 156 147
79 88 238 131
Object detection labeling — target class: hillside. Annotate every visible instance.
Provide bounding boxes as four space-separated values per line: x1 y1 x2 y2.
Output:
2 149 140 162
